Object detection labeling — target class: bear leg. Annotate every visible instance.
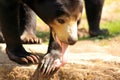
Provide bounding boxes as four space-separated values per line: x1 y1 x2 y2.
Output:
0 3 42 44
19 4 42 44
0 1 39 65
85 0 109 37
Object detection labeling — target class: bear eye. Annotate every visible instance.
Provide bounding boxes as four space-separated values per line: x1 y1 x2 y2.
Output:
57 18 65 24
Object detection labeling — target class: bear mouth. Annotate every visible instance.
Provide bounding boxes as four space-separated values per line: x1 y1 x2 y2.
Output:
54 34 68 63
55 35 68 54
52 31 68 59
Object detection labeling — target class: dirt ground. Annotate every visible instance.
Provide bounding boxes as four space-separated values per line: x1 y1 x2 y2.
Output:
34 1 120 80
66 2 120 79
0 1 120 80
15 1 120 80
69 35 120 56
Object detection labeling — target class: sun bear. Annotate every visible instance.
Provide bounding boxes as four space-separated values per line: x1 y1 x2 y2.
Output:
0 0 106 43
0 0 83 75
0 0 106 76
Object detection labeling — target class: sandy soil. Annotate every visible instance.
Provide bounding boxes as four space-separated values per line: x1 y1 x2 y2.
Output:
0 1 120 80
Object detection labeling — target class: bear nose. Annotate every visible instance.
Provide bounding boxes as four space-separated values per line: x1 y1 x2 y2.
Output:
68 36 77 45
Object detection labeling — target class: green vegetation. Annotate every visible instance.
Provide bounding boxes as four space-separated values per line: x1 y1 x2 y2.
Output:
101 19 120 35
78 19 120 41
36 19 120 42
36 32 49 43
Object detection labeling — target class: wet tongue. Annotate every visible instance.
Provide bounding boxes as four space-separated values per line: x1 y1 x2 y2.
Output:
55 36 68 67
61 42 68 64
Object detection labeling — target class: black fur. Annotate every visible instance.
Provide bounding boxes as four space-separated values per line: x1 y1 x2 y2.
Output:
84 0 108 37
0 0 105 76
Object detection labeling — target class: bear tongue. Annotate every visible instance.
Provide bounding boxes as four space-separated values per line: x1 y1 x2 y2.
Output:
55 36 68 64
61 42 68 64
